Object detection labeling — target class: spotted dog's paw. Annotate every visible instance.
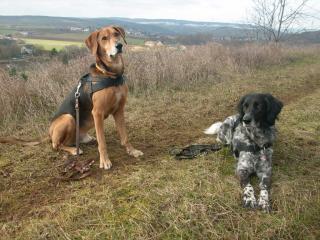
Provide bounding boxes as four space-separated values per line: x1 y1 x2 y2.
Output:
243 184 257 209
258 190 271 213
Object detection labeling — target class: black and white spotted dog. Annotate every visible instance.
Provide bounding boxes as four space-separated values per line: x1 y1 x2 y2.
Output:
205 93 283 212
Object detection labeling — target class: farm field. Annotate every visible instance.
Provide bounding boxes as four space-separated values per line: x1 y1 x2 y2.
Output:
20 36 145 51
0 44 320 239
0 25 145 51
21 38 85 51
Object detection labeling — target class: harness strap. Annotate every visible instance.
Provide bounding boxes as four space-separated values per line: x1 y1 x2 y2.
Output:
82 74 126 98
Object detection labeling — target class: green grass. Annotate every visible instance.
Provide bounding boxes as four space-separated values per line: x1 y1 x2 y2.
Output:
21 38 84 51
126 37 145 45
0 53 320 239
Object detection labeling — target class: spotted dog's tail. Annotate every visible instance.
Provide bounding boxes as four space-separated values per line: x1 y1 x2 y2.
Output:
0 136 49 146
204 122 222 135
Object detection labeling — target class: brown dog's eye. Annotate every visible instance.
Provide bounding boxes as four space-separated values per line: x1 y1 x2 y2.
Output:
102 36 109 41
113 32 120 37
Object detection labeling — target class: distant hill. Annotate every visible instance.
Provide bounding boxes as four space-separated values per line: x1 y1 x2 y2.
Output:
1 16 318 43
286 30 320 44
0 15 254 39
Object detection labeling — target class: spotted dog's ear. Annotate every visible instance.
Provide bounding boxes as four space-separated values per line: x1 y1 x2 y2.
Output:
85 30 99 55
237 94 248 118
113 26 127 44
265 94 283 126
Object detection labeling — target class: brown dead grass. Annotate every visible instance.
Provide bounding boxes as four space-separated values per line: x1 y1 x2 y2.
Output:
1 43 319 136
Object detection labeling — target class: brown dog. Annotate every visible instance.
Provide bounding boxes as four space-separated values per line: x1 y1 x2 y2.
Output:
49 26 143 169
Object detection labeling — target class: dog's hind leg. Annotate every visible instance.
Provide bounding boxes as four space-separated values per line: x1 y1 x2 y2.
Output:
80 133 96 144
59 145 83 155
205 115 239 145
79 127 96 144
50 114 82 155
204 122 222 135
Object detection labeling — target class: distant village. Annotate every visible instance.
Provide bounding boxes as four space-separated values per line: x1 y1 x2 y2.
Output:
0 34 35 57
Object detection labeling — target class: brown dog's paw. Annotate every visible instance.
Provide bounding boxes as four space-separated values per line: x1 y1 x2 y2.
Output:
80 134 96 144
100 158 112 170
128 149 144 158
71 148 83 156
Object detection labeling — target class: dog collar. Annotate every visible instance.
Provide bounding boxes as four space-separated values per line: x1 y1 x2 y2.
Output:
95 63 107 74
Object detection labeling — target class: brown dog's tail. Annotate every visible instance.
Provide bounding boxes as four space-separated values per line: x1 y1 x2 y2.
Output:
0 136 49 146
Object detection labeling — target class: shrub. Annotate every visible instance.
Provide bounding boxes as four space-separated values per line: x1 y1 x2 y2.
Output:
0 39 21 59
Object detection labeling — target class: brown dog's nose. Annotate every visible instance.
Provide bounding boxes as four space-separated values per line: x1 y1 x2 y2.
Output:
116 43 123 52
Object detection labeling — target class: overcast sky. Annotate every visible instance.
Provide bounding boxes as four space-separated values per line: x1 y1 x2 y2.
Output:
1 0 320 28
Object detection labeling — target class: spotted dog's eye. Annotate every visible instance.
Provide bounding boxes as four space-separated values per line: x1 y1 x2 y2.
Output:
244 103 249 109
102 36 109 41
254 102 261 109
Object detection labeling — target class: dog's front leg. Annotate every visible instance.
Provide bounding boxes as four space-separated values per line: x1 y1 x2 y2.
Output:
92 109 112 170
257 173 271 212
237 152 256 209
113 108 143 158
257 149 273 212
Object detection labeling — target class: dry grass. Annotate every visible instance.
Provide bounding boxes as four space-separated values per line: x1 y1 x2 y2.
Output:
1 43 320 135
0 42 320 239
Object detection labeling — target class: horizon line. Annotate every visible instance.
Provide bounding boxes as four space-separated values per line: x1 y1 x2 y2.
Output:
0 14 249 25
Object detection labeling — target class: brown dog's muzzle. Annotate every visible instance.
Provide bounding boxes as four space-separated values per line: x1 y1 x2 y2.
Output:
116 43 123 53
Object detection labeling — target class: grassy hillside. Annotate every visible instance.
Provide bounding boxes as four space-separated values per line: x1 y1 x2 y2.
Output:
0 43 320 239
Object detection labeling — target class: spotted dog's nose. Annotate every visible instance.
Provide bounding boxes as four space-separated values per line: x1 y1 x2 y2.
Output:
116 43 123 52
243 115 252 124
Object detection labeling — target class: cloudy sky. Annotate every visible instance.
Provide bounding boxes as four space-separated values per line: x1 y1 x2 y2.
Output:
1 0 320 28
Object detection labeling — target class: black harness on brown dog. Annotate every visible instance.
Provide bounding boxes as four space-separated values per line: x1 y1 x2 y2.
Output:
51 73 126 127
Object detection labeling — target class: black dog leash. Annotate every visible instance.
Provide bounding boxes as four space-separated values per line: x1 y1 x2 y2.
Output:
169 144 222 160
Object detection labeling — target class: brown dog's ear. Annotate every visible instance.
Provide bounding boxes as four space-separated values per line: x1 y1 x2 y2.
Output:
85 30 99 55
113 26 127 44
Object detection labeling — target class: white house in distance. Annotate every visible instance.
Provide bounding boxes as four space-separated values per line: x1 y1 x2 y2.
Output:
144 41 164 47
21 45 34 55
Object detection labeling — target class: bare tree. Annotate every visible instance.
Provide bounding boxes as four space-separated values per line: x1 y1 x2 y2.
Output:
251 0 309 42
